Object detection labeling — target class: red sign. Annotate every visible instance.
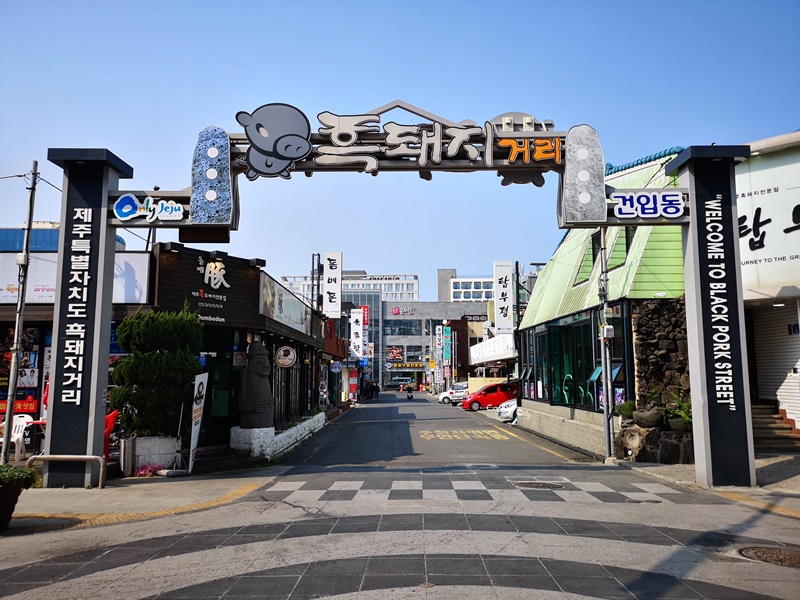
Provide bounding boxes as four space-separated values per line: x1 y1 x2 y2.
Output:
0 399 38 413
360 305 369 326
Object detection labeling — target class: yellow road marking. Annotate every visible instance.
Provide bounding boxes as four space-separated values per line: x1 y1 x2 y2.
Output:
418 430 508 440
15 480 264 530
715 491 800 519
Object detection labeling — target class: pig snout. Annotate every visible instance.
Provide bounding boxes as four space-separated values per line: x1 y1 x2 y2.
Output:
275 134 311 159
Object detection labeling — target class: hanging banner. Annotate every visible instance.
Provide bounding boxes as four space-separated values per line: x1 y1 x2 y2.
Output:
349 309 364 360
493 261 514 334
188 372 208 474
322 251 342 318
443 326 452 362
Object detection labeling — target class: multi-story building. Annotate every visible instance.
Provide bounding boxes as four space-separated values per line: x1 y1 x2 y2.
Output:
282 270 419 304
437 269 494 302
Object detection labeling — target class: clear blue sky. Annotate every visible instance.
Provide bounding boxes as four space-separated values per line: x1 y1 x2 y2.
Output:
1 0 797 300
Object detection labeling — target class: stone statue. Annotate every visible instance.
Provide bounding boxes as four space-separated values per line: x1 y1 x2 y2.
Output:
239 341 274 428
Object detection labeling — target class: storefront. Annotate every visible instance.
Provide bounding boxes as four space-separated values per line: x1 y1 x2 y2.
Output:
153 243 327 443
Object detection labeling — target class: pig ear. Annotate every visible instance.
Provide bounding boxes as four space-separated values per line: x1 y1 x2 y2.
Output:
236 111 253 126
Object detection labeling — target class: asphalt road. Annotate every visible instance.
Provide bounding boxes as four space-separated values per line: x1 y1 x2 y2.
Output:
282 391 588 468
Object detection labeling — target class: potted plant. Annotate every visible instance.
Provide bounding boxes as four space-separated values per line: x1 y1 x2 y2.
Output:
109 303 203 471
0 464 37 531
666 391 692 433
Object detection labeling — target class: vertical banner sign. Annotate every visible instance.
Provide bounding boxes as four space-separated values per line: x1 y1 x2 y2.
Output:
493 261 514 334
322 251 342 318
360 305 369 327
349 309 364 360
435 326 443 351
443 326 452 363
669 146 755 488
188 372 208 474
45 149 132 488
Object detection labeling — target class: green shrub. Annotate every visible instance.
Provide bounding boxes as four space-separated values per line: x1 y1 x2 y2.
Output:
0 464 37 488
615 400 636 419
666 391 692 427
109 304 203 437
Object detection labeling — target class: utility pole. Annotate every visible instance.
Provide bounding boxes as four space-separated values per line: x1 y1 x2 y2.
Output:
598 227 615 460
1 161 38 464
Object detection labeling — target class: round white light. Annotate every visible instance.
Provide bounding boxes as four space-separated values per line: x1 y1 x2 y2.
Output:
578 170 590 182
207 147 219 158
206 168 218 180
579 192 592 204
576 148 589 160
205 190 217 201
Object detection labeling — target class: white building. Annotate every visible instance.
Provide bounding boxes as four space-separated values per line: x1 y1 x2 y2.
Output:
437 269 494 302
282 270 419 304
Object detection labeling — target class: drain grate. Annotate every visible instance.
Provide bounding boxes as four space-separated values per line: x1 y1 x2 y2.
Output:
625 499 662 504
739 547 800 568
514 481 565 490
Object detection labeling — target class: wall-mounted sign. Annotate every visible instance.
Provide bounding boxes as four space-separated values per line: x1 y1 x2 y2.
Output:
349 309 364 360
330 361 342 373
113 193 185 223
386 345 404 362
493 261 514 334
260 273 312 334
464 315 488 322
157 246 259 329
275 346 297 368
322 251 342 318
611 190 686 220
232 351 246 368
391 306 415 315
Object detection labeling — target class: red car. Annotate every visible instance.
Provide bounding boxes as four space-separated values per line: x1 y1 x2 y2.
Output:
461 382 518 411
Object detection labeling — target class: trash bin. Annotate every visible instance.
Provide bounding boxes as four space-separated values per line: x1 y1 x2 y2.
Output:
120 437 135 476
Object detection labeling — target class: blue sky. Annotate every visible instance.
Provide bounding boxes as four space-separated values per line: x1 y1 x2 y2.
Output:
1 0 797 300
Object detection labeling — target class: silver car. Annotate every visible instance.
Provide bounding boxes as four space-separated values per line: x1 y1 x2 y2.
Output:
497 398 518 421
438 381 469 404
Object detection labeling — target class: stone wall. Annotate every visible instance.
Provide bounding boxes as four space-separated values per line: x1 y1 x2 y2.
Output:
515 401 614 457
230 411 327 460
630 297 690 407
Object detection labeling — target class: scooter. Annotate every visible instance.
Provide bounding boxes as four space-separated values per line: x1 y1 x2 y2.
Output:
406 389 413 401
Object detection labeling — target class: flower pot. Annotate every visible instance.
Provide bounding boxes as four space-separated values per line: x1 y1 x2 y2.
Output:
0 485 25 532
668 417 689 433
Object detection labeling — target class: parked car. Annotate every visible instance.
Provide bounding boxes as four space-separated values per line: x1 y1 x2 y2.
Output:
438 381 469 404
383 381 402 391
496 398 518 421
462 382 518 411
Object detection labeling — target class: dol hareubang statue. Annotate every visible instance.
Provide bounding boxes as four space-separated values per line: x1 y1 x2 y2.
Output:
239 341 274 428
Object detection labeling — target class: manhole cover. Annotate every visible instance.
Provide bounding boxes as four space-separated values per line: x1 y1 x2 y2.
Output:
514 482 564 490
739 547 800 568
625 499 662 504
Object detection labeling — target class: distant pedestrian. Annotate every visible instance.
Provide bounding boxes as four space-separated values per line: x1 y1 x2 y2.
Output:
373 384 379 400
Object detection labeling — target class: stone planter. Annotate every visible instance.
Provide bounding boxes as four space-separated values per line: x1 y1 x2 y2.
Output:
132 436 180 471
668 418 689 433
0 485 26 531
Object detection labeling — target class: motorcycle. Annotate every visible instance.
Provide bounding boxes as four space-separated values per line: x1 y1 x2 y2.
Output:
405 387 413 401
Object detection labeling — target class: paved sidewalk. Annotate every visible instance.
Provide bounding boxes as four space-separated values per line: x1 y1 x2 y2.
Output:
6 402 800 533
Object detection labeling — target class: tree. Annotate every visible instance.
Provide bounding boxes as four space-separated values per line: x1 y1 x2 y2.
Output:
109 304 203 437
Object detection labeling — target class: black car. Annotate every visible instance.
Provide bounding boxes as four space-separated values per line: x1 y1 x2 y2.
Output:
383 381 402 390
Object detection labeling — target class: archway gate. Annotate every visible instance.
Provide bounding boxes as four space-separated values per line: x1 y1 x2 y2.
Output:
40 100 752 488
